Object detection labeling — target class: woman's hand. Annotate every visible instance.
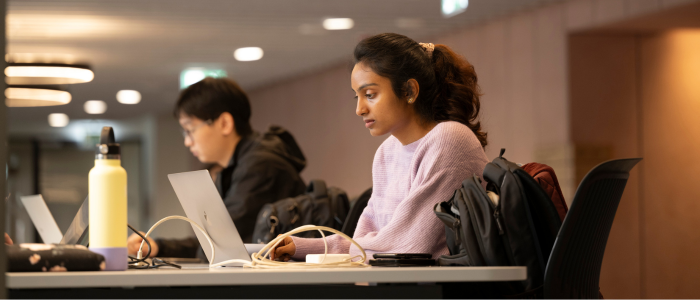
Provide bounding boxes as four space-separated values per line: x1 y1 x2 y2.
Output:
127 232 158 257
269 236 295 262
5 233 13 245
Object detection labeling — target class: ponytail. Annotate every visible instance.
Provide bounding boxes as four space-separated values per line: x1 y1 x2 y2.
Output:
354 33 487 148
430 45 487 147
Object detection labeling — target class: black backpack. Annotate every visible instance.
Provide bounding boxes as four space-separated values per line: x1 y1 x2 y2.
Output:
252 180 350 244
433 149 562 296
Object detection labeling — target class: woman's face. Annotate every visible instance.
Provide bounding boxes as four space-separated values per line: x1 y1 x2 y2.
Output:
352 62 414 137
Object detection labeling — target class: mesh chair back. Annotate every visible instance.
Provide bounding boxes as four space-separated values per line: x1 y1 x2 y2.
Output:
341 187 372 236
544 158 641 299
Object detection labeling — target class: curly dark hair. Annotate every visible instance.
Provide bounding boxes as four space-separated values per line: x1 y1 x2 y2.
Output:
353 33 487 147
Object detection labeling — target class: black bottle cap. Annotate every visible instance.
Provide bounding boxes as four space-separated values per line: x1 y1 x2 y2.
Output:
95 126 120 155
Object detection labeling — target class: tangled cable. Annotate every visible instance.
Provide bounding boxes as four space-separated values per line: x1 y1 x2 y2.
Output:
138 216 369 269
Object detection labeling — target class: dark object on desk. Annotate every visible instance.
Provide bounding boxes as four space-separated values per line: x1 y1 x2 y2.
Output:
128 257 182 269
544 158 641 299
155 257 205 264
434 148 562 297
7 244 105 272
369 258 436 267
373 253 432 259
252 180 350 243
341 187 372 236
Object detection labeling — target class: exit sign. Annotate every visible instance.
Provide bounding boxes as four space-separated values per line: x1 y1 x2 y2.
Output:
180 68 227 89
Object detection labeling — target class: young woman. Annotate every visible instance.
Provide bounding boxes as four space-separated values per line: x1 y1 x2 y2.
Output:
271 33 489 262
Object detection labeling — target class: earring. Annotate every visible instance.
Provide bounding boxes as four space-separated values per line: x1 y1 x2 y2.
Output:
408 98 414 103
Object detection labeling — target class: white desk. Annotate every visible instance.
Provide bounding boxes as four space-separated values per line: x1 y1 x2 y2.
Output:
7 266 526 298
8 266 525 288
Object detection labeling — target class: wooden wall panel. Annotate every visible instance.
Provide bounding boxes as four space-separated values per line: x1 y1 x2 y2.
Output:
569 34 641 298
640 30 700 298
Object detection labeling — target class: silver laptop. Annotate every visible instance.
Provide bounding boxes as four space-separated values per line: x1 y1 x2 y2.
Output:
168 170 252 267
20 195 89 245
20 195 63 244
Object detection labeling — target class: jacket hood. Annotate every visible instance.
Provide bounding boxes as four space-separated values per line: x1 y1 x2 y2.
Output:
256 125 307 173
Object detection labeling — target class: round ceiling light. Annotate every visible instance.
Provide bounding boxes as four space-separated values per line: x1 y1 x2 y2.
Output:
5 87 71 107
322 18 354 30
5 63 94 85
116 90 141 104
84 100 107 114
48 113 70 128
234 47 264 61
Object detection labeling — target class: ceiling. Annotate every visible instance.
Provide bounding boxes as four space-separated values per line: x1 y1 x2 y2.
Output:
7 0 566 135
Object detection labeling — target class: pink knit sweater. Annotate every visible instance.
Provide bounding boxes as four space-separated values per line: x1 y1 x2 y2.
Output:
291 121 489 262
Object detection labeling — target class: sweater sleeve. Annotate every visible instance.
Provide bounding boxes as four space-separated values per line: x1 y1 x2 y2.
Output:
291 123 487 262
290 196 379 260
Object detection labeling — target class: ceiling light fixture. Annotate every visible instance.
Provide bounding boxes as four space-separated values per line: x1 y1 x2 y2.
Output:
84 100 107 114
442 0 469 17
5 63 94 85
116 90 141 104
5 86 71 107
233 47 264 62
323 18 354 30
48 113 70 128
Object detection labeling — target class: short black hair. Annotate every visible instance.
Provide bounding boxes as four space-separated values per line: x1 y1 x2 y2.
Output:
174 77 253 137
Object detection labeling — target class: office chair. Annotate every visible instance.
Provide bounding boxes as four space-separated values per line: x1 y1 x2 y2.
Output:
543 158 641 298
341 187 372 236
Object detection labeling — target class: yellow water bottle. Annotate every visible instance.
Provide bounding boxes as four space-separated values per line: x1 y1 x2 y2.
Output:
89 127 127 271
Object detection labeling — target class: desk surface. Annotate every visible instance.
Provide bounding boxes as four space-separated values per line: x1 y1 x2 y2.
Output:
7 266 526 289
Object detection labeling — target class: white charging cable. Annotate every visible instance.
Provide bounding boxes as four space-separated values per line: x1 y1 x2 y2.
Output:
137 216 369 269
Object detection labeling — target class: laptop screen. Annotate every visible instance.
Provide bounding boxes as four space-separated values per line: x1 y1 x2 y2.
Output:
60 196 89 245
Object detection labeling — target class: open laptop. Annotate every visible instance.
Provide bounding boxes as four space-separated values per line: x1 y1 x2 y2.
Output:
20 195 89 245
168 170 253 267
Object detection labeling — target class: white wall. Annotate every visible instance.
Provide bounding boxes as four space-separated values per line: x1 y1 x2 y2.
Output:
143 114 195 239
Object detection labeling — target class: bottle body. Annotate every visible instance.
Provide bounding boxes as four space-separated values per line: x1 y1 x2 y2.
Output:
89 159 127 271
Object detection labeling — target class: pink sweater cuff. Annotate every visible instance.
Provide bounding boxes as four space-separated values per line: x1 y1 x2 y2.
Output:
290 234 351 261
290 236 326 261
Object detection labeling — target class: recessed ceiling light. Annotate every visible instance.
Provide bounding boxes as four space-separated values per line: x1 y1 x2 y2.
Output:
442 0 469 17
234 47 264 62
5 87 71 107
84 100 107 114
5 63 94 85
48 113 69 127
322 18 354 30
116 90 141 104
